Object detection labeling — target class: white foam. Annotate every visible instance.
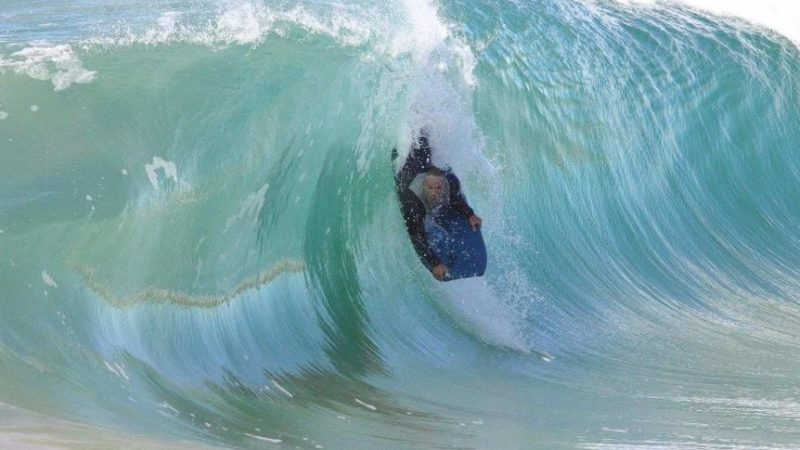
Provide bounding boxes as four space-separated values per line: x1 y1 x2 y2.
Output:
387 0 488 182
144 156 179 192
601 427 629 433
159 402 180 414
387 0 448 61
113 363 129 380
214 2 269 45
41 271 58 288
84 2 373 49
1 0 470 103
270 379 294 398
102 361 118 377
30 105 38 112
245 433 282 444
354 398 377 410
0 111 7 121
0 44 96 91
142 11 181 44
381 0 476 88
612 0 800 47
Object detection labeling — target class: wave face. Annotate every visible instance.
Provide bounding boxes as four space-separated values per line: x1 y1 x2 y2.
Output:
2 0 800 448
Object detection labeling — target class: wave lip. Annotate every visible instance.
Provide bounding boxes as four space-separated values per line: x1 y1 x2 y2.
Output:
610 0 800 46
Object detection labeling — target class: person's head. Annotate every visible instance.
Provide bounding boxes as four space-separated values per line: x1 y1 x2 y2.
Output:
423 167 449 208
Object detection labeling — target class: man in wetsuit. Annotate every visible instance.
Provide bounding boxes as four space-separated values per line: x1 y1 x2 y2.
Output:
394 134 483 281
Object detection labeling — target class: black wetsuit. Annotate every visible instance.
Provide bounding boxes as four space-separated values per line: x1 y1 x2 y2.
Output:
394 136 475 269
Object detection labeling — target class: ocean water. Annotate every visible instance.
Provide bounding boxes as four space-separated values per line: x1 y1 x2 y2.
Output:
1 0 800 448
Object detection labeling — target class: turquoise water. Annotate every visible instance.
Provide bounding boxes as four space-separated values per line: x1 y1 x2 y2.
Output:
2 0 800 448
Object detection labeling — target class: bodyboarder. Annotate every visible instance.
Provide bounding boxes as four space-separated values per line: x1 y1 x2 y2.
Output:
393 133 484 281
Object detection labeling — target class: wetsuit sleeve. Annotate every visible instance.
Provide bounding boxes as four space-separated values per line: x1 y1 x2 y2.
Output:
446 174 475 218
394 134 442 269
397 186 442 268
396 135 432 188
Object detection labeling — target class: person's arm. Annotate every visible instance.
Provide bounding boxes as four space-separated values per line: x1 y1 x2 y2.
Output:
398 187 442 268
409 220 444 269
447 173 482 231
446 173 475 218
395 135 432 188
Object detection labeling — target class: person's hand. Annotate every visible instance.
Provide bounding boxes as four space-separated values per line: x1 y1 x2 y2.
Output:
468 214 482 231
432 264 449 281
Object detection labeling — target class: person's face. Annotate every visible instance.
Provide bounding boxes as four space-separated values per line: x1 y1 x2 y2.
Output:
424 175 446 203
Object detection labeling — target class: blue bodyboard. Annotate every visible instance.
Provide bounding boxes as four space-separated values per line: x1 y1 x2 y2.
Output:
426 210 487 281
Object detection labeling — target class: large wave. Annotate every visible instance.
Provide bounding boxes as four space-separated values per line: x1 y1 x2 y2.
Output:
2 0 800 448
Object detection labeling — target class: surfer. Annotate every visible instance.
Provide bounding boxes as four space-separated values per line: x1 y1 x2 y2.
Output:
394 133 483 281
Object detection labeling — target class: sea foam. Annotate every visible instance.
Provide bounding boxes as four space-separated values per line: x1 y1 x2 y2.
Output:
0 43 95 90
